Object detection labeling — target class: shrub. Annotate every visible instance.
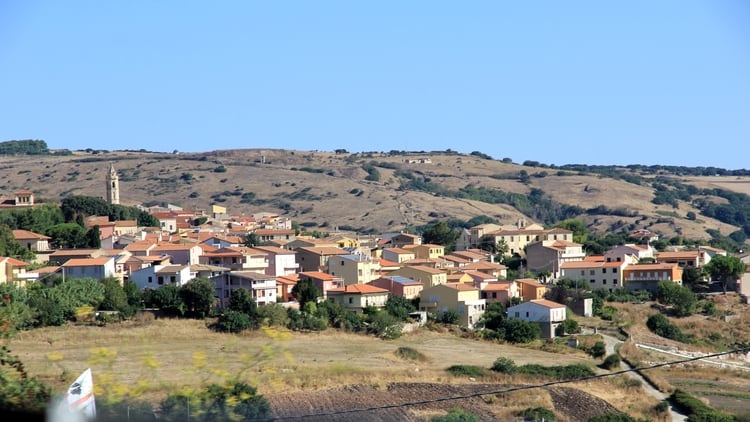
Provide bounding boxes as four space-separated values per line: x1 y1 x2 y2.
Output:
440 309 460 325
213 165 227 173
514 363 595 380
517 407 557 421
589 341 606 358
430 408 479 422
670 389 735 422
446 365 487 378
395 347 426 361
646 313 690 343
216 310 252 333
490 357 517 374
588 412 642 422
601 354 621 370
160 381 270 422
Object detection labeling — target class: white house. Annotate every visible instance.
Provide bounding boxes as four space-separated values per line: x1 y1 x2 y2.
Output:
61 257 116 280
130 264 192 290
507 299 567 339
212 271 277 307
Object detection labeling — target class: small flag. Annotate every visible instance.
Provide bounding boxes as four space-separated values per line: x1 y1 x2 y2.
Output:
65 368 96 418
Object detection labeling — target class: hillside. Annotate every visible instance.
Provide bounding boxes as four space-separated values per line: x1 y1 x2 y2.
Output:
1 148 748 240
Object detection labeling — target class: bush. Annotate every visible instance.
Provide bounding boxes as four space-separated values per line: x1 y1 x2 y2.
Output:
670 389 735 422
160 382 270 422
430 408 479 422
517 407 557 421
395 347 426 361
216 310 253 333
589 341 606 358
588 412 643 422
646 313 690 343
446 365 487 378
601 354 621 370
490 357 517 374
440 309 460 325
514 363 595 380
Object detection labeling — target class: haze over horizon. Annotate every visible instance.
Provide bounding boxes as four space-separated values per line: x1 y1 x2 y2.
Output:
2 1 749 169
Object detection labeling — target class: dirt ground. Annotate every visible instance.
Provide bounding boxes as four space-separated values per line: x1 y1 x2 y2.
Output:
267 383 620 422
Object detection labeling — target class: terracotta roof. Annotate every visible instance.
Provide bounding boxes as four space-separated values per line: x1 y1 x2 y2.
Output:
462 270 495 280
400 265 445 274
62 257 113 267
583 255 605 262
529 299 566 309
115 220 138 227
125 241 157 252
379 258 400 267
624 264 678 271
515 278 544 287
463 261 507 270
155 265 189 274
328 284 389 294
481 282 511 291
255 229 295 235
441 282 478 291
253 245 295 255
152 243 200 251
12 229 51 240
297 246 348 255
657 251 701 259
384 247 414 254
1 257 28 266
298 271 335 280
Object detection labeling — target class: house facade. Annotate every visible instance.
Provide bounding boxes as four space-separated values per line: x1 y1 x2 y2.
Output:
12 229 51 252
326 284 389 313
61 257 116 280
327 253 381 285
622 264 683 293
526 240 586 279
560 261 628 292
419 282 486 329
253 246 299 276
369 276 424 299
296 246 348 272
130 265 192 290
390 265 447 287
212 271 277 307
507 299 567 339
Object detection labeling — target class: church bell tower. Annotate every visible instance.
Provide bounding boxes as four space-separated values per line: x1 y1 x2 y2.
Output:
106 162 120 205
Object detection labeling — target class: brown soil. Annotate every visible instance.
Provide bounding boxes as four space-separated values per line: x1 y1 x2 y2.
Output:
267 383 620 422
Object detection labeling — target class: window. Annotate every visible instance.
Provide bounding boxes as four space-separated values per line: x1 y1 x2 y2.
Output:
589 270 595 275
603 280 607 284
341 260 345 266
170 276 176 283
580 270 584 276
590 279 595 285
602 268 606 274
514 311 519 318
348 297 353 304
612 268 617 273
158 276 164 285
148 276 152 283
525 311 529 317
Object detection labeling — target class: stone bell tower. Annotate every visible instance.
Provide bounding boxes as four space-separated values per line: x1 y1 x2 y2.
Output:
106 162 120 205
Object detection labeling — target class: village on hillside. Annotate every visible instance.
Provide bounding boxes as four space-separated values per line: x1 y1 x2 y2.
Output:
2 162 748 337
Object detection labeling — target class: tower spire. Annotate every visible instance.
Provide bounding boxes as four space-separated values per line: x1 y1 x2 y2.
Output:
106 162 120 205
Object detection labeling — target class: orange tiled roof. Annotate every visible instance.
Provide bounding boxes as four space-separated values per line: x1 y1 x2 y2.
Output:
62 257 113 267
328 284 389 294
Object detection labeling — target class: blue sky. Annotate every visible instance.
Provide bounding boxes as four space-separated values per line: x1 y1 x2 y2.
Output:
1 1 749 169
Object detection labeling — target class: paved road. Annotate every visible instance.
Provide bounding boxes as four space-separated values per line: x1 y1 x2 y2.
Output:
599 332 687 422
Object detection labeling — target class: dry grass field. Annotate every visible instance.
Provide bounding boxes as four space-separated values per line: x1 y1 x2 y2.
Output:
8 318 663 421
0 148 743 239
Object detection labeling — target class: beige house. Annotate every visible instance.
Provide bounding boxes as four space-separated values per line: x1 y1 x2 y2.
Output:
462 261 508 280
12 229 51 252
381 247 416 264
327 284 390 313
622 263 683 293
656 250 709 268
419 283 486 329
390 265 447 287
404 244 445 260
369 276 424 300
526 240 585 279
296 246 349 272
200 246 269 273
456 219 572 257
0 257 29 287
327 253 381 285
560 260 628 292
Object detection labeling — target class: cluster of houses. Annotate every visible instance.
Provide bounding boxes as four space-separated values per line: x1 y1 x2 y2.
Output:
2 184 750 339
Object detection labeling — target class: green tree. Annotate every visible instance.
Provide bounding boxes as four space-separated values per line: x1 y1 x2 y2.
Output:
99 277 132 317
656 281 697 317
502 318 541 343
554 218 588 244
243 232 262 247
421 221 460 252
384 294 416 321
216 310 253 333
479 302 506 331
160 382 270 422
291 278 321 309
256 303 289 327
85 225 102 248
151 284 185 316
0 224 33 260
440 309 460 325
705 255 746 294
123 280 142 309
180 278 215 318
46 223 88 249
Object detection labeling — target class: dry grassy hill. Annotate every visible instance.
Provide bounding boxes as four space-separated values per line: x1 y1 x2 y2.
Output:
0 148 745 239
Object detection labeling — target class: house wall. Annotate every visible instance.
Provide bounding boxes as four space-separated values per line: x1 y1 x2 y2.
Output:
561 266 624 291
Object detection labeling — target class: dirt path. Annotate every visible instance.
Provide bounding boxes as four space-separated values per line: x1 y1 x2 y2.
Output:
600 333 687 422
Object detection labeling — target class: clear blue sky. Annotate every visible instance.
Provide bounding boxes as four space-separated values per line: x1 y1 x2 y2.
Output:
2 1 749 169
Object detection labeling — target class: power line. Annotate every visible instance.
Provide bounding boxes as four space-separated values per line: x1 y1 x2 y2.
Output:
266 346 750 421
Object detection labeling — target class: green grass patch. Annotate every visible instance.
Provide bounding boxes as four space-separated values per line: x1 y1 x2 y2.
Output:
446 365 488 378
670 389 735 421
